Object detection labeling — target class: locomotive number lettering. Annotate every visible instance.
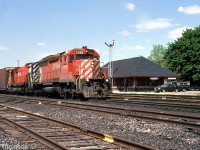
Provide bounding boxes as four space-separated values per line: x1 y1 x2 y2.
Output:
76 50 84 54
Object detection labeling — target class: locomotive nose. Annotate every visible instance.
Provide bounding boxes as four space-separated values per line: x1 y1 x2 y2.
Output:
80 60 100 80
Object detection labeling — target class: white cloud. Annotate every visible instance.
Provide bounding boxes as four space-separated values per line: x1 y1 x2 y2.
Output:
168 26 193 39
0 46 8 51
135 18 173 32
178 5 200 14
121 45 145 51
126 3 135 11
37 42 47 46
118 30 132 37
146 39 151 42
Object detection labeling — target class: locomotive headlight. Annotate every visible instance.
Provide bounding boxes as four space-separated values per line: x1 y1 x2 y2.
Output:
106 79 109 82
86 78 89 82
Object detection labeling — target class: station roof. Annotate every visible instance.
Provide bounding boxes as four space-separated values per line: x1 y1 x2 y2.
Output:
103 56 179 78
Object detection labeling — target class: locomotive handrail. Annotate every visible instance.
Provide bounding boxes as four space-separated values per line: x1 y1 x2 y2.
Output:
76 76 80 92
74 64 81 92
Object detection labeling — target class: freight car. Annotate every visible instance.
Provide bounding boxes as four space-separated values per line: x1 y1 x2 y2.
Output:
1 46 110 99
0 67 14 93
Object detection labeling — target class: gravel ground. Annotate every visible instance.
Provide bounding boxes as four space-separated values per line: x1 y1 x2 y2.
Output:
2 100 199 150
0 129 29 150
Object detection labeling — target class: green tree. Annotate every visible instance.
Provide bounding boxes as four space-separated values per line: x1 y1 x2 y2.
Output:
148 45 167 67
164 26 200 83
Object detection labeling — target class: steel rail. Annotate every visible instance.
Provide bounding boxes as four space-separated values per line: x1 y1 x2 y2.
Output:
108 94 200 104
95 99 200 110
109 93 200 100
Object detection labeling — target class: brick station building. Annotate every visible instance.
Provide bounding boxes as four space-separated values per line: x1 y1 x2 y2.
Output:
103 56 179 92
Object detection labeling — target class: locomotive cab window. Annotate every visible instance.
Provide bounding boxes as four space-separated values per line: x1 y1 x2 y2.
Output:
70 55 74 63
76 55 92 60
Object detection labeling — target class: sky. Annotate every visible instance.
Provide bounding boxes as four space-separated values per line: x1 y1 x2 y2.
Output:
0 0 200 68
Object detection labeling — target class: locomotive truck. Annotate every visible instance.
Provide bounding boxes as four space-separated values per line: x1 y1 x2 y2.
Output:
0 47 110 99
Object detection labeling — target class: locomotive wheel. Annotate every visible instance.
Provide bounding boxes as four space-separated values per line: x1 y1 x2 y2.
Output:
98 90 104 99
64 93 67 100
64 92 70 100
79 93 88 101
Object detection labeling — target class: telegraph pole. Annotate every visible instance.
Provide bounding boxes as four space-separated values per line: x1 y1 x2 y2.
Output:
105 40 115 88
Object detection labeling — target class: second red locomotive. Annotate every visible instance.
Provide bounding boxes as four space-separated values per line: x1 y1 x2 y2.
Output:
1 46 110 99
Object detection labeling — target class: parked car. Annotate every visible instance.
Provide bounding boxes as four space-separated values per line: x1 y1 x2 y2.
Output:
173 81 190 91
154 83 178 92
190 85 200 91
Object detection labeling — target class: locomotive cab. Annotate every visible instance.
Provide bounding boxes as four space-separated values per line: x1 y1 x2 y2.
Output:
61 46 110 98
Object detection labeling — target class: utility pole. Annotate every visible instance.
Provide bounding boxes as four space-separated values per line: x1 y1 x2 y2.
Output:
105 40 115 89
17 60 20 67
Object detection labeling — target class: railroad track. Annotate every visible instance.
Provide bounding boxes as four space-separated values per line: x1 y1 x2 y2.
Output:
36 99 200 129
94 99 200 113
108 93 200 104
0 104 156 150
2 94 200 112
1 95 200 129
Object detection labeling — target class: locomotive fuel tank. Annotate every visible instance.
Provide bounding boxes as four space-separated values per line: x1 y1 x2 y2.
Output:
43 86 61 96
9 87 25 94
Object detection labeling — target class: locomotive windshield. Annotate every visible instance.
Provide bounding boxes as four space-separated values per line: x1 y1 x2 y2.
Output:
76 55 93 60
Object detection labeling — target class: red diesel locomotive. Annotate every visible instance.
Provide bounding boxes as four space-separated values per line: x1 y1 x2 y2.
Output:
0 46 110 99
8 63 32 94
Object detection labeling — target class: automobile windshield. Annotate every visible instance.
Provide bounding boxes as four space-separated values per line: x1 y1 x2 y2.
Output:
161 84 168 87
76 55 93 60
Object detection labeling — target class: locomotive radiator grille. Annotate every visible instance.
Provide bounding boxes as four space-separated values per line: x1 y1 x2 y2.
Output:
80 60 100 79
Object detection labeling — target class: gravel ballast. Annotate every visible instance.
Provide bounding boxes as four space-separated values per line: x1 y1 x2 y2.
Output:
0 129 29 150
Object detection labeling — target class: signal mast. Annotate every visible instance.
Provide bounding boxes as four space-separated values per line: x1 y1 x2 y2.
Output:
105 40 115 88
